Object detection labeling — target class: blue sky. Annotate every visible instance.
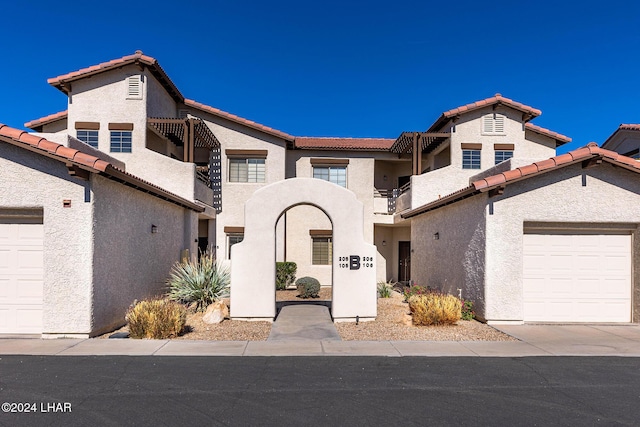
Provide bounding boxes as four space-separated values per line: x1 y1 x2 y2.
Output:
2 0 639 153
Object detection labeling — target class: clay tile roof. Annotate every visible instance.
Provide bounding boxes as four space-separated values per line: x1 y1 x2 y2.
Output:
0 123 202 212
426 94 542 133
24 110 68 130
619 124 640 131
403 143 640 219
443 93 542 119
294 137 395 150
524 122 572 146
184 99 294 142
473 144 640 192
47 51 183 103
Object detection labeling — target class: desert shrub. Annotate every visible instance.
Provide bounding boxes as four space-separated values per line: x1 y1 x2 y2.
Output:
166 251 230 312
296 276 321 298
377 280 395 298
408 293 462 326
403 284 433 301
276 262 297 290
126 299 186 339
460 299 475 321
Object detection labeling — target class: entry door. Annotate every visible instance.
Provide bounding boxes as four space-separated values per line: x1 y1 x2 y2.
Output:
398 241 411 282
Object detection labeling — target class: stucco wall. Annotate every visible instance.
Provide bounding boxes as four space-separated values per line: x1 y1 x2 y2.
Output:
484 162 640 322
91 175 195 335
68 65 147 158
0 142 94 335
186 111 288 260
410 195 487 317
146 73 177 118
411 107 558 208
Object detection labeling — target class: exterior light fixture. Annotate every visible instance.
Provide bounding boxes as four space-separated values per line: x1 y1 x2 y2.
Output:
382 240 386 246
434 232 439 240
151 224 158 234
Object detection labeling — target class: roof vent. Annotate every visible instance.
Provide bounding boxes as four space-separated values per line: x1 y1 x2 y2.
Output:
127 75 142 99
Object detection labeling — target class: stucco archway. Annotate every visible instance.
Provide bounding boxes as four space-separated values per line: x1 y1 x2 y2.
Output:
230 178 377 321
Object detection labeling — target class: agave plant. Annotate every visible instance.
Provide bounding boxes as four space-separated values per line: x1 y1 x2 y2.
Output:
166 252 230 311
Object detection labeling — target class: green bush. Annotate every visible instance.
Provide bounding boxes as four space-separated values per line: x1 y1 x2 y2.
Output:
408 293 461 326
166 251 230 312
296 276 321 298
377 280 395 298
461 299 475 321
126 299 186 339
276 262 297 290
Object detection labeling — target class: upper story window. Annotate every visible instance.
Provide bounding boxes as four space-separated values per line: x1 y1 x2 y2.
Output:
462 150 481 169
126 75 143 99
229 158 265 183
482 113 505 135
226 150 268 183
461 143 481 169
110 131 132 153
109 123 133 153
494 143 515 165
77 130 99 148
311 159 349 188
74 122 100 149
495 150 513 164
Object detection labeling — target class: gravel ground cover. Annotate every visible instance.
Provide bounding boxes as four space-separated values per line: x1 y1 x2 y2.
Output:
102 289 515 341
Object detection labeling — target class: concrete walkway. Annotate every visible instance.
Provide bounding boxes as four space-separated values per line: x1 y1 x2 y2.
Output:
268 305 341 341
1 324 640 356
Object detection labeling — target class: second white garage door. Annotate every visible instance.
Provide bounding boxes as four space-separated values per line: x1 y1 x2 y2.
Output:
0 220 44 334
523 232 632 323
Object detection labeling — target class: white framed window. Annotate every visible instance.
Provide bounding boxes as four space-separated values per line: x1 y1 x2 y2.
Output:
313 166 347 187
77 130 99 148
126 75 143 99
312 236 332 265
110 131 132 153
227 233 244 258
495 150 513 164
462 149 481 169
229 158 265 183
482 113 505 134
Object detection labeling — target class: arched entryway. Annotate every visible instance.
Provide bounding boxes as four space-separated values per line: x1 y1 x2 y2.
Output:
230 178 376 321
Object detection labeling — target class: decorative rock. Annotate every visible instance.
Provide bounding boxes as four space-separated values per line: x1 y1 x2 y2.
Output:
202 301 229 324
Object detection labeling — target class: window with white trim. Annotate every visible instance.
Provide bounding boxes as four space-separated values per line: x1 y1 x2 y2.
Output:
482 113 505 134
495 150 513 164
312 236 332 265
77 130 99 148
229 158 265 183
462 149 481 169
110 131 132 153
313 166 346 187
227 233 244 258
126 75 143 99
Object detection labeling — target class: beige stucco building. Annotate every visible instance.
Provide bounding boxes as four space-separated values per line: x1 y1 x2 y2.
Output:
2 50 640 336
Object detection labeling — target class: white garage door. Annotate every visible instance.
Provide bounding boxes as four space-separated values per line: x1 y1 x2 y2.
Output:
0 220 44 334
523 232 632 323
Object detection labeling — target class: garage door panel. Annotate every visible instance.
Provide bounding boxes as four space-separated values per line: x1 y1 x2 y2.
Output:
523 232 631 323
0 221 43 334
17 249 44 271
523 253 546 271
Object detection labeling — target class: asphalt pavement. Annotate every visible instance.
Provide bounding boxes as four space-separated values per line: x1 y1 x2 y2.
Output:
1 355 639 426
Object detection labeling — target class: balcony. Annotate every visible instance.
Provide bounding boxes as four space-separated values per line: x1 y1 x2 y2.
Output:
373 182 411 215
